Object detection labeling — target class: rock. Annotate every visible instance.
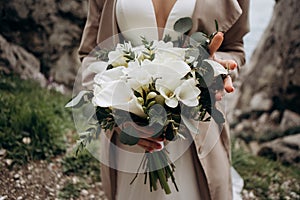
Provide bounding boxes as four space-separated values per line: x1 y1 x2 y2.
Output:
258 134 300 167
248 141 260 155
80 189 89 196
258 113 269 124
72 176 79 184
282 134 300 150
250 92 273 111
280 110 300 131
0 35 47 86
235 0 300 115
0 0 87 88
270 110 281 123
0 149 6 157
0 196 8 200
13 173 20 180
22 137 31 144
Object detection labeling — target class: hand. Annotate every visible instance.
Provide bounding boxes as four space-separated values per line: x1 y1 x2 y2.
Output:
120 121 164 152
209 32 237 100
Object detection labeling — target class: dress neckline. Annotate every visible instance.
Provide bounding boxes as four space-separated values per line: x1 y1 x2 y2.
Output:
149 0 179 39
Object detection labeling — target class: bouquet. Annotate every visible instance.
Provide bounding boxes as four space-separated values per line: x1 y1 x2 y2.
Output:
66 18 228 194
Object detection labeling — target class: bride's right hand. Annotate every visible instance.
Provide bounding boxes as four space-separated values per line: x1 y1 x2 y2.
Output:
120 121 164 152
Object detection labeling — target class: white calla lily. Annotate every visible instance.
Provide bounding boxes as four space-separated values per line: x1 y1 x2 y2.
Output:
142 60 191 80
158 84 180 108
86 61 108 74
108 42 134 67
151 40 187 63
94 66 126 85
126 67 152 90
93 80 146 117
174 79 200 107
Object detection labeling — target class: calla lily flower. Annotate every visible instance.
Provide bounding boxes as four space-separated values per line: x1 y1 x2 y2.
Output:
93 80 146 117
174 79 200 107
94 66 126 85
108 42 134 67
141 60 191 80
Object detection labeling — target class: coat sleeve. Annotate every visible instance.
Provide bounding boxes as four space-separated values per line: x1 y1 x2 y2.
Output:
78 0 105 61
216 0 250 72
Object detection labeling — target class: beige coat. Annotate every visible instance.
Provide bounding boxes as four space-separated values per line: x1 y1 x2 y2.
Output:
78 0 249 199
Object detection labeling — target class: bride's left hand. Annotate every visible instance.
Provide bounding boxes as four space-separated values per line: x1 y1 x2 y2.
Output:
209 32 237 101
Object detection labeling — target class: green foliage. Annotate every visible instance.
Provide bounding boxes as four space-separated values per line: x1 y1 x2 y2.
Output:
0 74 73 165
58 180 88 200
232 147 300 199
62 149 101 182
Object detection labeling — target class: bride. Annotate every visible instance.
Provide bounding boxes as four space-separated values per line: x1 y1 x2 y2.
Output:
78 0 249 199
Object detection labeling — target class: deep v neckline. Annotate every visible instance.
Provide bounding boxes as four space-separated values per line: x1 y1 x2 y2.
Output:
149 0 179 39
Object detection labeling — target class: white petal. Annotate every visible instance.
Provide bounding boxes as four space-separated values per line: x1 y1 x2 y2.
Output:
165 97 178 108
94 67 125 84
88 61 108 73
92 80 146 117
158 87 178 108
93 80 132 107
203 59 228 76
175 79 200 107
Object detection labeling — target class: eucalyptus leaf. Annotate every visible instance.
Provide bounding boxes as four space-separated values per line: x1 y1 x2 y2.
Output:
65 90 93 108
190 32 209 47
174 17 193 34
148 104 167 127
78 131 90 139
197 60 214 87
197 46 210 63
119 126 139 145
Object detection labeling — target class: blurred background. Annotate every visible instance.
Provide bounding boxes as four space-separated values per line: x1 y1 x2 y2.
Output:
0 0 299 199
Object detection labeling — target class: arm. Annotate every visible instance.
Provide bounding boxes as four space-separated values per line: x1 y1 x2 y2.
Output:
209 0 249 97
216 0 250 69
78 0 105 61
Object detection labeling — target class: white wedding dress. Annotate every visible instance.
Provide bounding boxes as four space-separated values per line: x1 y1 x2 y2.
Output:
112 0 244 199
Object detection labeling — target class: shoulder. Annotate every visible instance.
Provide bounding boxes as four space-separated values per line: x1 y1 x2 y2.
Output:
192 0 248 34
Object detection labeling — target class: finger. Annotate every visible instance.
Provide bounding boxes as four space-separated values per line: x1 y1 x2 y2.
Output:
215 90 225 101
137 143 154 152
213 57 237 70
224 76 235 93
209 32 224 56
138 138 162 150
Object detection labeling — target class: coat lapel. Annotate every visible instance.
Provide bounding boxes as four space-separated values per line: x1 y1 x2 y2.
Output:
191 0 242 35
97 0 119 46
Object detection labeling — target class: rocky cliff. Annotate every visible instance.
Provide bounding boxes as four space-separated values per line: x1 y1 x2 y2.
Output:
232 0 300 167
0 0 88 88
0 0 299 167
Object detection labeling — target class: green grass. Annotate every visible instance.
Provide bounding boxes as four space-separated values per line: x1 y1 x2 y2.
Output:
232 146 300 199
62 149 101 182
0 74 74 165
58 180 89 199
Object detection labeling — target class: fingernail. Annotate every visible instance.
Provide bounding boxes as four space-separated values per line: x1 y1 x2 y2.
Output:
156 143 162 149
225 86 234 93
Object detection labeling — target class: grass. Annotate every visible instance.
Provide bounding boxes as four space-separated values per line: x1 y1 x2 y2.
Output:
62 149 101 182
58 180 89 199
232 145 300 199
1 72 299 199
0 73 74 165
